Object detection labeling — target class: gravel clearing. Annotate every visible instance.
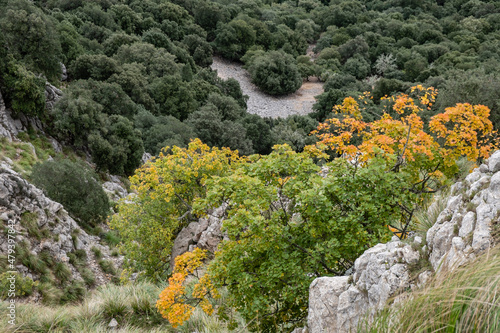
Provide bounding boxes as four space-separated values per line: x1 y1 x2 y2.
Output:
211 56 324 119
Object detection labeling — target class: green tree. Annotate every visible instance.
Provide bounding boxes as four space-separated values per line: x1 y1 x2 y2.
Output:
0 0 62 81
1 59 46 118
70 54 121 81
31 159 110 230
89 115 144 176
51 85 106 147
134 110 195 155
192 147 411 331
213 19 256 60
240 114 273 155
248 51 302 95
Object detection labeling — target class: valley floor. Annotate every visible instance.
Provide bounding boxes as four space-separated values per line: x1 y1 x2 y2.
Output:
211 56 323 119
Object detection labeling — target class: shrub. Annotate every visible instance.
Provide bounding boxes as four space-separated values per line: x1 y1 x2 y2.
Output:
247 50 302 95
30 159 110 229
0 272 35 299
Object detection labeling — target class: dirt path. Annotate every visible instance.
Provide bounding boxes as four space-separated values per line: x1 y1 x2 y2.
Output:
211 56 323 119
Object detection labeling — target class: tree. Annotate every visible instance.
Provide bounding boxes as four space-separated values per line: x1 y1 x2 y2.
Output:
240 114 273 155
51 85 106 147
109 139 242 280
159 145 413 331
157 86 499 330
248 51 302 95
114 42 179 78
310 85 499 234
213 19 256 60
89 115 144 175
1 59 46 118
70 54 121 81
134 110 195 155
31 159 110 230
0 0 62 81
296 55 318 80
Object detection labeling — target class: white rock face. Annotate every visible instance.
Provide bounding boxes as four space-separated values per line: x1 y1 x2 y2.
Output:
0 165 121 288
0 91 23 141
170 204 228 268
307 154 500 333
307 238 420 332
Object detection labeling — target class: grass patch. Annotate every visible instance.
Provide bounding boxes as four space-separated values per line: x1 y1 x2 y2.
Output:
98 259 116 275
54 262 72 284
91 246 103 259
413 188 450 235
20 212 42 240
78 268 96 287
0 135 58 175
0 282 250 332
101 230 121 247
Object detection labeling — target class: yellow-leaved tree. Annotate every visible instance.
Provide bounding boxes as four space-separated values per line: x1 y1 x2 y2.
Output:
109 139 243 280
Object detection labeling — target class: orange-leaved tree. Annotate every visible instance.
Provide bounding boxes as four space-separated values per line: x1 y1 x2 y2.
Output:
307 85 498 234
156 248 220 328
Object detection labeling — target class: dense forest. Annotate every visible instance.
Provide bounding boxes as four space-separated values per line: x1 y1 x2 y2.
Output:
1 0 500 331
1 0 500 175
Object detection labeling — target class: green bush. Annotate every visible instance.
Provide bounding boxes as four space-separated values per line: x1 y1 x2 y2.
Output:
247 50 302 95
0 272 35 299
30 159 110 229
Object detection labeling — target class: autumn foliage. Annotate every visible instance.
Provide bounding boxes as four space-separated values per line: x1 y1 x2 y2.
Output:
140 87 499 331
109 139 242 280
156 248 220 328
309 85 498 186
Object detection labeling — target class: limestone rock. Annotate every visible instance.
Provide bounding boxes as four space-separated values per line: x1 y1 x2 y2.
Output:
307 153 500 332
45 82 63 110
0 166 121 288
102 180 128 202
489 150 500 173
308 276 350 333
170 204 227 267
0 91 23 141
108 318 118 328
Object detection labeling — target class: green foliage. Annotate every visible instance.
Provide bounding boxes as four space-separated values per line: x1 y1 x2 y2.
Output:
69 54 121 81
214 19 256 60
0 59 46 118
60 281 86 304
0 272 35 299
269 115 319 152
20 212 50 240
110 139 242 281
54 262 72 285
91 246 103 259
247 50 302 95
134 110 195 155
30 159 110 229
0 0 62 81
98 260 116 275
194 146 412 330
433 69 500 130
89 115 144 175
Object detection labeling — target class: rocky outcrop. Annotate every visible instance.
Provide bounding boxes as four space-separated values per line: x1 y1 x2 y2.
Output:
0 82 63 149
102 175 129 202
0 164 121 290
0 91 23 141
306 151 500 333
170 204 228 268
45 81 63 110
